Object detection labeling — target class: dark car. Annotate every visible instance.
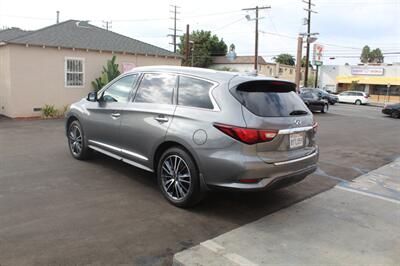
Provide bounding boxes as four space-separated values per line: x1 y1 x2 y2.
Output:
382 103 400 118
300 91 329 113
302 88 338 105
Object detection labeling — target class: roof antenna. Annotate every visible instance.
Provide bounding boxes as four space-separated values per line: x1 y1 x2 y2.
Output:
56 11 60 24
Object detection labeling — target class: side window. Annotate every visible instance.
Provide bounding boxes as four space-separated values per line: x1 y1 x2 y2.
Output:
134 73 176 104
102 75 137 103
178 76 214 109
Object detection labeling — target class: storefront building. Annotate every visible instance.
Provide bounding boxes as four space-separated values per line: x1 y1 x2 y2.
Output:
319 64 400 103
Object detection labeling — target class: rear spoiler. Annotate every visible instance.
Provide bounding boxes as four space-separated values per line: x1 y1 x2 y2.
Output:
232 80 296 93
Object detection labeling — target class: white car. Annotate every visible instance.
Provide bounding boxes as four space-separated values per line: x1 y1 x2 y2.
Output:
338 91 370 105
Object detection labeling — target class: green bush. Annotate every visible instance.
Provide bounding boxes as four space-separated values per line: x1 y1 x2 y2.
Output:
41 104 59 118
92 55 121 92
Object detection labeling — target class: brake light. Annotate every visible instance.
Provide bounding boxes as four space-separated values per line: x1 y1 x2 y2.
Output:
214 124 277 145
313 121 318 133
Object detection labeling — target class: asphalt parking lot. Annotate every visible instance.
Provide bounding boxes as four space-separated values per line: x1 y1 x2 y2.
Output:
0 104 399 265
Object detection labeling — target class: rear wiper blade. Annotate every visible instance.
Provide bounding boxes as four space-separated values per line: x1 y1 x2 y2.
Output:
289 110 308 115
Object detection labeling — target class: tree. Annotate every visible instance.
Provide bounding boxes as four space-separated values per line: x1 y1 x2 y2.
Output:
360 45 370 63
178 30 227 68
273 53 295 66
301 56 312 67
369 48 384 63
360 45 384 63
92 56 121 92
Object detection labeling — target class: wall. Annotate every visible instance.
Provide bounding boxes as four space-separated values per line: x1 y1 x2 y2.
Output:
0 46 11 116
6 44 181 117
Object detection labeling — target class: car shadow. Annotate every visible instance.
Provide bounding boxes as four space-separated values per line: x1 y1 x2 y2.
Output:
84 151 337 225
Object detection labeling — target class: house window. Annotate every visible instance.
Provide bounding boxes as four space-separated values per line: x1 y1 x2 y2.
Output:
289 69 293 75
65 58 84 87
279 67 283 74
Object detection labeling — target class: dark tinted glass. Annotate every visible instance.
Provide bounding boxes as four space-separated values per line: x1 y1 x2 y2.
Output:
178 76 214 109
134 73 176 104
234 81 309 117
102 75 137 103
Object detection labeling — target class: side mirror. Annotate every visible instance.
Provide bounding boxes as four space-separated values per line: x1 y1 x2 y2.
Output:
87 91 97 102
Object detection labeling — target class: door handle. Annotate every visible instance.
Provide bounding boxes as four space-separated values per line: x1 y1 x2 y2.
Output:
154 116 169 123
111 113 121 118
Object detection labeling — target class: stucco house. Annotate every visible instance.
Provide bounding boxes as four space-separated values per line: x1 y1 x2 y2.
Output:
0 20 181 118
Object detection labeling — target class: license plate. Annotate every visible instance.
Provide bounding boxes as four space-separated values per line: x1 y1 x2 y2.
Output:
289 133 304 149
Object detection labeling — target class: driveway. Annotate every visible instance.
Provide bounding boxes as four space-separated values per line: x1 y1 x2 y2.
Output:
0 104 399 265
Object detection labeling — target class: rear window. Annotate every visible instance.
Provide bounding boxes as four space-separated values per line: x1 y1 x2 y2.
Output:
232 81 309 117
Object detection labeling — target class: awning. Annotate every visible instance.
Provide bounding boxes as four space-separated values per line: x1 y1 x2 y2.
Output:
336 76 400 86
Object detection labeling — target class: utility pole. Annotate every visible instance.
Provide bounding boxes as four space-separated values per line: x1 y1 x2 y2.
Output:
56 11 60 24
102 20 112 30
242 6 270 72
295 36 303 92
314 64 319 88
185 24 190 66
303 0 317 86
168 5 181 53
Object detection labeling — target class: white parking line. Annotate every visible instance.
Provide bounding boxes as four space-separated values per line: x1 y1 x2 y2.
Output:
335 185 400 205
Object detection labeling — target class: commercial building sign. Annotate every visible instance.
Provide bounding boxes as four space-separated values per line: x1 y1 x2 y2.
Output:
313 43 324 66
351 67 384 76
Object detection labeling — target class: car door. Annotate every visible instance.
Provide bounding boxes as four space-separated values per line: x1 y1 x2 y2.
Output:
84 74 139 154
340 92 349 103
349 92 358 103
118 72 177 170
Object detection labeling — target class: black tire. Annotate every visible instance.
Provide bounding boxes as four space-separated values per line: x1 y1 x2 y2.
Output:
321 104 328 113
391 110 400 119
67 120 91 160
355 100 362 105
157 147 204 208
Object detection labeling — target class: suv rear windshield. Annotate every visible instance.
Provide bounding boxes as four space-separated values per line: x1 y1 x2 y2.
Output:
232 81 309 117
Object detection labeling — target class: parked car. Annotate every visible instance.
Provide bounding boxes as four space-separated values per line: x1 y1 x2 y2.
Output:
301 88 338 105
382 103 400 118
338 91 370 105
65 66 318 207
300 91 329 113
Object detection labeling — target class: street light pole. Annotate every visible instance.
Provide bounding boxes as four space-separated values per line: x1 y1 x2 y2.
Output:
242 6 270 72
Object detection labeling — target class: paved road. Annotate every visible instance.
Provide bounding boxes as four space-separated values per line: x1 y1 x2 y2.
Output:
0 104 399 265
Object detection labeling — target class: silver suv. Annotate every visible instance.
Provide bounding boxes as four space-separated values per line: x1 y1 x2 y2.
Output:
66 66 318 207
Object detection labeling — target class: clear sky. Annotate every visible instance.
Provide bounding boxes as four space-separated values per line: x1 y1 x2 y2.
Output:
0 0 399 65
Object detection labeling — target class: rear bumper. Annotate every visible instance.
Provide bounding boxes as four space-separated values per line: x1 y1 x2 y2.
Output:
203 148 319 191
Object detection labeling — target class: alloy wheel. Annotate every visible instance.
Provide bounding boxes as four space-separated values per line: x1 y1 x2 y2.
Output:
68 124 83 156
161 155 192 200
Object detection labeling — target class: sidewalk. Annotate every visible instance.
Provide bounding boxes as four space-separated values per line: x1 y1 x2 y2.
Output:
173 159 400 266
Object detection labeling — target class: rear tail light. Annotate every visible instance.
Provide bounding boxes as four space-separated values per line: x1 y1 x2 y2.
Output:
313 121 318 133
214 123 277 145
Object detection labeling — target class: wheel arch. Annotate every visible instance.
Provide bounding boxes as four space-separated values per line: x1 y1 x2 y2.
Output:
153 140 201 174
65 115 79 136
